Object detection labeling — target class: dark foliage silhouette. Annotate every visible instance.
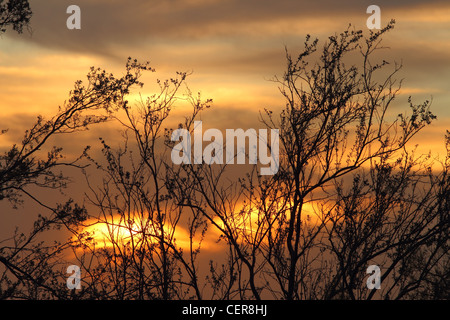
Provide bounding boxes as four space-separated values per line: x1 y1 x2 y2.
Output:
0 0 31 35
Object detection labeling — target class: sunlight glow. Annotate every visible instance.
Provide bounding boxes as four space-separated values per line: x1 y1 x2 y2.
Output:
77 214 219 252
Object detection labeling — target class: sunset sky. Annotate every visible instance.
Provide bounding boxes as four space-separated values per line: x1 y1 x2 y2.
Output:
1 0 449 236
1 1 450 303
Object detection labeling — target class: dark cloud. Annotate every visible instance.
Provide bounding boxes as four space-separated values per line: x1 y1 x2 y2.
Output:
9 0 447 57
2 0 449 129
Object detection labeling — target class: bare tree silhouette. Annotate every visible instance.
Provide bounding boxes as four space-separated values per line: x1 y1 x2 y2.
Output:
165 21 449 300
70 66 212 299
0 59 151 298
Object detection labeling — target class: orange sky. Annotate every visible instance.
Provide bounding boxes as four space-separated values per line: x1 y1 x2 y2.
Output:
1 1 449 152
1 1 449 237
